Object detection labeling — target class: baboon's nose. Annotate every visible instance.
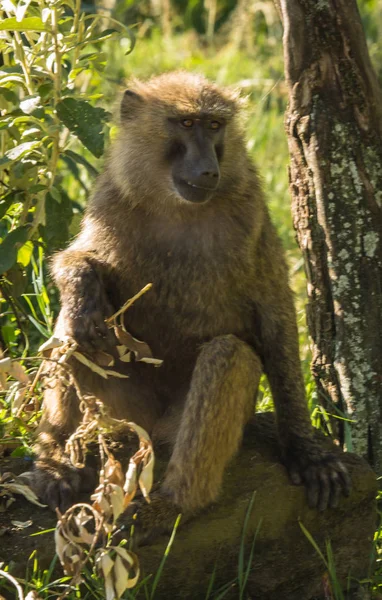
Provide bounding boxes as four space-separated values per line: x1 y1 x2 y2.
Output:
194 167 220 189
202 169 219 179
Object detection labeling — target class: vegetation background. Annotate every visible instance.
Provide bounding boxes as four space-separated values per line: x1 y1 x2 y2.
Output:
0 0 381 597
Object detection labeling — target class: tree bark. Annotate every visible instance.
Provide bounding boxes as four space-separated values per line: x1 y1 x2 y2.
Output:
277 0 382 470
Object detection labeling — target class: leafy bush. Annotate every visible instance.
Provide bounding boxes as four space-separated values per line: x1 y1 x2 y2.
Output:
0 0 133 354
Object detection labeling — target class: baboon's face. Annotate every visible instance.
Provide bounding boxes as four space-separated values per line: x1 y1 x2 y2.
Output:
166 116 225 204
116 75 240 209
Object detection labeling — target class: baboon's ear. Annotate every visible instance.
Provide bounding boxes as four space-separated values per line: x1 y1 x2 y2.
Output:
120 89 143 120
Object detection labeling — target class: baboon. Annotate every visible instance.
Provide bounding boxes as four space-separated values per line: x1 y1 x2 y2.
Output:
33 72 350 536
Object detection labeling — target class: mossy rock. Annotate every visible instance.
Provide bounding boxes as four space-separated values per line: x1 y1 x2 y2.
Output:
0 413 377 600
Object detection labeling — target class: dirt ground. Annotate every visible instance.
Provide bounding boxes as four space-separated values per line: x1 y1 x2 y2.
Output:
0 418 378 600
0 456 61 584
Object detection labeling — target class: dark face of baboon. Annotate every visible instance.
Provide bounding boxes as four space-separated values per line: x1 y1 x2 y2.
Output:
166 116 223 204
110 72 243 210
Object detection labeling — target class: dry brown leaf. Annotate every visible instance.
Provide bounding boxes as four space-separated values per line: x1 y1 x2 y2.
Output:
114 547 140 589
103 457 125 488
0 474 47 508
11 519 33 528
0 490 15 512
38 335 66 352
123 460 138 507
94 351 115 367
114 327 153 360
138 356 163 366
122 422 154 504
96 546 140 600
114 329 163 367
55 504 103 575
11 384 27 414
55 528 85 577
91 483 125 529
0 358 30 386
117 348 132 363
25 591 44 600
138 449 154 501
116 345 128 357
10 361 29 384
72 352 109 378
0 357 12 373
0 371 7 391
128 422 151 443
104 369 129 379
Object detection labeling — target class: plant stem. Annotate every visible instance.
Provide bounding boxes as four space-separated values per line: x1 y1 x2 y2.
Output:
49 5 62 190
13 31 34 94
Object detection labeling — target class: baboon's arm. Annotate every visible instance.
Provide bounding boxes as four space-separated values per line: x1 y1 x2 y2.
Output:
51 245 117 351
257 290 351 510
253 220 351 510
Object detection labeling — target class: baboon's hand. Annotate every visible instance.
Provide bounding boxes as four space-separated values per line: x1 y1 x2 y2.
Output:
31 460 97 513
112 493 182 547
285 443 351 511
61 283 117 353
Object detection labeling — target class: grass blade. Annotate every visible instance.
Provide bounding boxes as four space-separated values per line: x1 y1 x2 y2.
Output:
238 490 257 599
299 520 328 568
149 514 181 600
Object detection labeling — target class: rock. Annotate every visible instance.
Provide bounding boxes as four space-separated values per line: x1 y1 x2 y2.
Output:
0 414 377 600
137 413 377 600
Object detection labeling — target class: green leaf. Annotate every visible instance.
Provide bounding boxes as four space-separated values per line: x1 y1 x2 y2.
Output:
61 155 88 192
49 186 62 203
0 75 27 88
0 141 41 170
79 52 99 62
0 191 16 219
0 17 48 31
92 27 118 40
1 325 17 348
64 149 99 177
44 189 73 253
11 446 30 458
29 184 47 194
0 119 12 131
25 312 50 338
0 226 29 274
37 82 53 98
0 87 19 104
0 66 23 75
17 240 34 267
56 98 108 157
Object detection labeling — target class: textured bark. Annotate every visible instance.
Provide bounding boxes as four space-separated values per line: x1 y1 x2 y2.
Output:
277 0 382 470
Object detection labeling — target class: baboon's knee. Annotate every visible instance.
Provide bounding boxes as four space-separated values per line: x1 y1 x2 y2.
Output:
162 335 262 512
197 334 262 398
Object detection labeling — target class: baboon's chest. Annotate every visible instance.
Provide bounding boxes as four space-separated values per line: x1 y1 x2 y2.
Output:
119 236 254 357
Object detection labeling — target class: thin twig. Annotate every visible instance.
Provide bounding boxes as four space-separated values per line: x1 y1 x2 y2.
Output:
15 361 45 416
0 570 24 600
105 284 152 325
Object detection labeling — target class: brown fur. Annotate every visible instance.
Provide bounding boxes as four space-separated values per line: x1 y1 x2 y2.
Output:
33 72 350 527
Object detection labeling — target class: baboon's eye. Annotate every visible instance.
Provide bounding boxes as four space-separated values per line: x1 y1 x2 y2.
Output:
210 121 221 130
181 119 194 128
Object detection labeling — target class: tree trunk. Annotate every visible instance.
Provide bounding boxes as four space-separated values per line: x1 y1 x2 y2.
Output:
277 0 382 470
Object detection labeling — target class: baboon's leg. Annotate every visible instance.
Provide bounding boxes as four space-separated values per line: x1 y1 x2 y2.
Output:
161 334 262 513
33 358 161 511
